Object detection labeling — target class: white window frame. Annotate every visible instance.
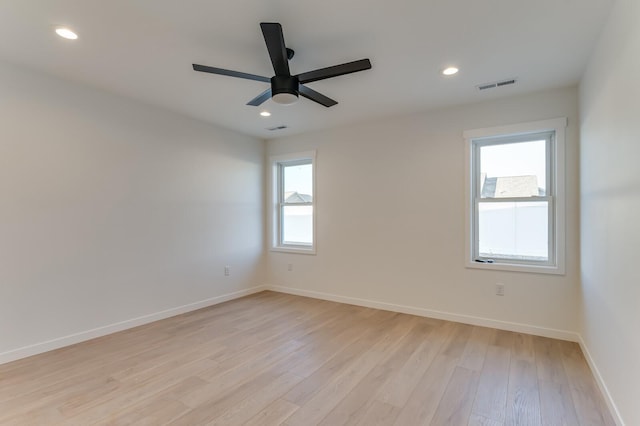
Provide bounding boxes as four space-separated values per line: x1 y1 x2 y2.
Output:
269 151 316 254
464 118 566 274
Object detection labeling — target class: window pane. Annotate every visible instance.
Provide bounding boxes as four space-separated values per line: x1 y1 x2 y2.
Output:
480 140 546 198
283 205 313 245
283 163 312 203
478 201 548 261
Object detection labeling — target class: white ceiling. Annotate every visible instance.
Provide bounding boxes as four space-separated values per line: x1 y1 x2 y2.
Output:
0 0 614 139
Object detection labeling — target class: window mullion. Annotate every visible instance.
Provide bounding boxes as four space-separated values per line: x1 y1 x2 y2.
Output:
478 196 551 203
282 202 313 207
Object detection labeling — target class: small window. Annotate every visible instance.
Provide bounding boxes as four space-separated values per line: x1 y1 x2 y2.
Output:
464 118 566 274
270 151 316 254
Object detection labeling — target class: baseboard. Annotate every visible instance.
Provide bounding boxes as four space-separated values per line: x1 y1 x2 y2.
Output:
1 283 622 424
266 285 625 423
578 336 625 426
266 285 579 342
0 285 268 366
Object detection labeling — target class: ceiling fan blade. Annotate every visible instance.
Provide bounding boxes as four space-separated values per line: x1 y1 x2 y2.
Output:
299 85 338 107
247 88 272 106
260 22 290 76
192 64 270 83
296 59 372 84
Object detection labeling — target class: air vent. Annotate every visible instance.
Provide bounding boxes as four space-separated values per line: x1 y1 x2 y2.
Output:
477 78 517 91
267 125 288 131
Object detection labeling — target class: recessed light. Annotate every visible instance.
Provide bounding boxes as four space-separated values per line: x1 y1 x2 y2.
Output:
442 67 459 76
55 28 78 40
260 111 271 117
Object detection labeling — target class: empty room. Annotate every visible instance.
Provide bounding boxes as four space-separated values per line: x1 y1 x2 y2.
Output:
0 0 637 425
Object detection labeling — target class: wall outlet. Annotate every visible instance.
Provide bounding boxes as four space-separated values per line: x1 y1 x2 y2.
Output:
224 265 230 276
496 283 505 296
287 263 293 272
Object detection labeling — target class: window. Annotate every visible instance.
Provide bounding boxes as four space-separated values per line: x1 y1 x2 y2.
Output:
270 151 316 254
464 118 566 274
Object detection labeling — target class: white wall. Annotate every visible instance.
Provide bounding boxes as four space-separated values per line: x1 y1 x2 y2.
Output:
266 87 580 337
580 0 640 424
0 62 264 361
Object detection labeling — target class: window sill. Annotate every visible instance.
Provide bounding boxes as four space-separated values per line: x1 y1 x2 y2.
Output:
271 246 316 255
466 261 565 275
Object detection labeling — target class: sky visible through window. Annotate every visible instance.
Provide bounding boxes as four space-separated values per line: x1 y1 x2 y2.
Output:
481 139 546 190
284 164 313 197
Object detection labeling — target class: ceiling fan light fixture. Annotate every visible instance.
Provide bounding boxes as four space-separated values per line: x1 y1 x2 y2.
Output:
272 92 298 105
271 75 299 105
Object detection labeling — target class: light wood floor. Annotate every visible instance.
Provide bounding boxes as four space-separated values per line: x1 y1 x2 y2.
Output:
0 291 615 425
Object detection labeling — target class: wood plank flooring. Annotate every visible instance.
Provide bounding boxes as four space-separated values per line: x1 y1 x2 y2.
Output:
0 291 616 425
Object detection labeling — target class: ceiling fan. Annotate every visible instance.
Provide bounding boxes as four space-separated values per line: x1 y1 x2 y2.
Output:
192 22 372 108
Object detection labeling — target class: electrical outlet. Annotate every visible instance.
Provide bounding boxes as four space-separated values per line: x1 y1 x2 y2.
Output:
496 283 505 296
287 263 293 272
224 265 230 276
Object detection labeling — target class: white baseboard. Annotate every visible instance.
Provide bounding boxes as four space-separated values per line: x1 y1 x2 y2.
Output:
0 285 267 366
266 285 579 342
1 283 622 424
578 336 625 426
266 285 625 423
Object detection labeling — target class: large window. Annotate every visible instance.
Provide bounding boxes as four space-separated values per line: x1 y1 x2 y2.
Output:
464 118 566 274
270 151 316 253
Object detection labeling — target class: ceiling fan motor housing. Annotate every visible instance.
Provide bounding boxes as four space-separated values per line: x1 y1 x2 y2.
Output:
271 75 299 104
192 23 371 107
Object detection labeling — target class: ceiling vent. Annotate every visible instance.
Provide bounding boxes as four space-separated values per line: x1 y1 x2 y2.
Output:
267 125 288 131
477 78 517 91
